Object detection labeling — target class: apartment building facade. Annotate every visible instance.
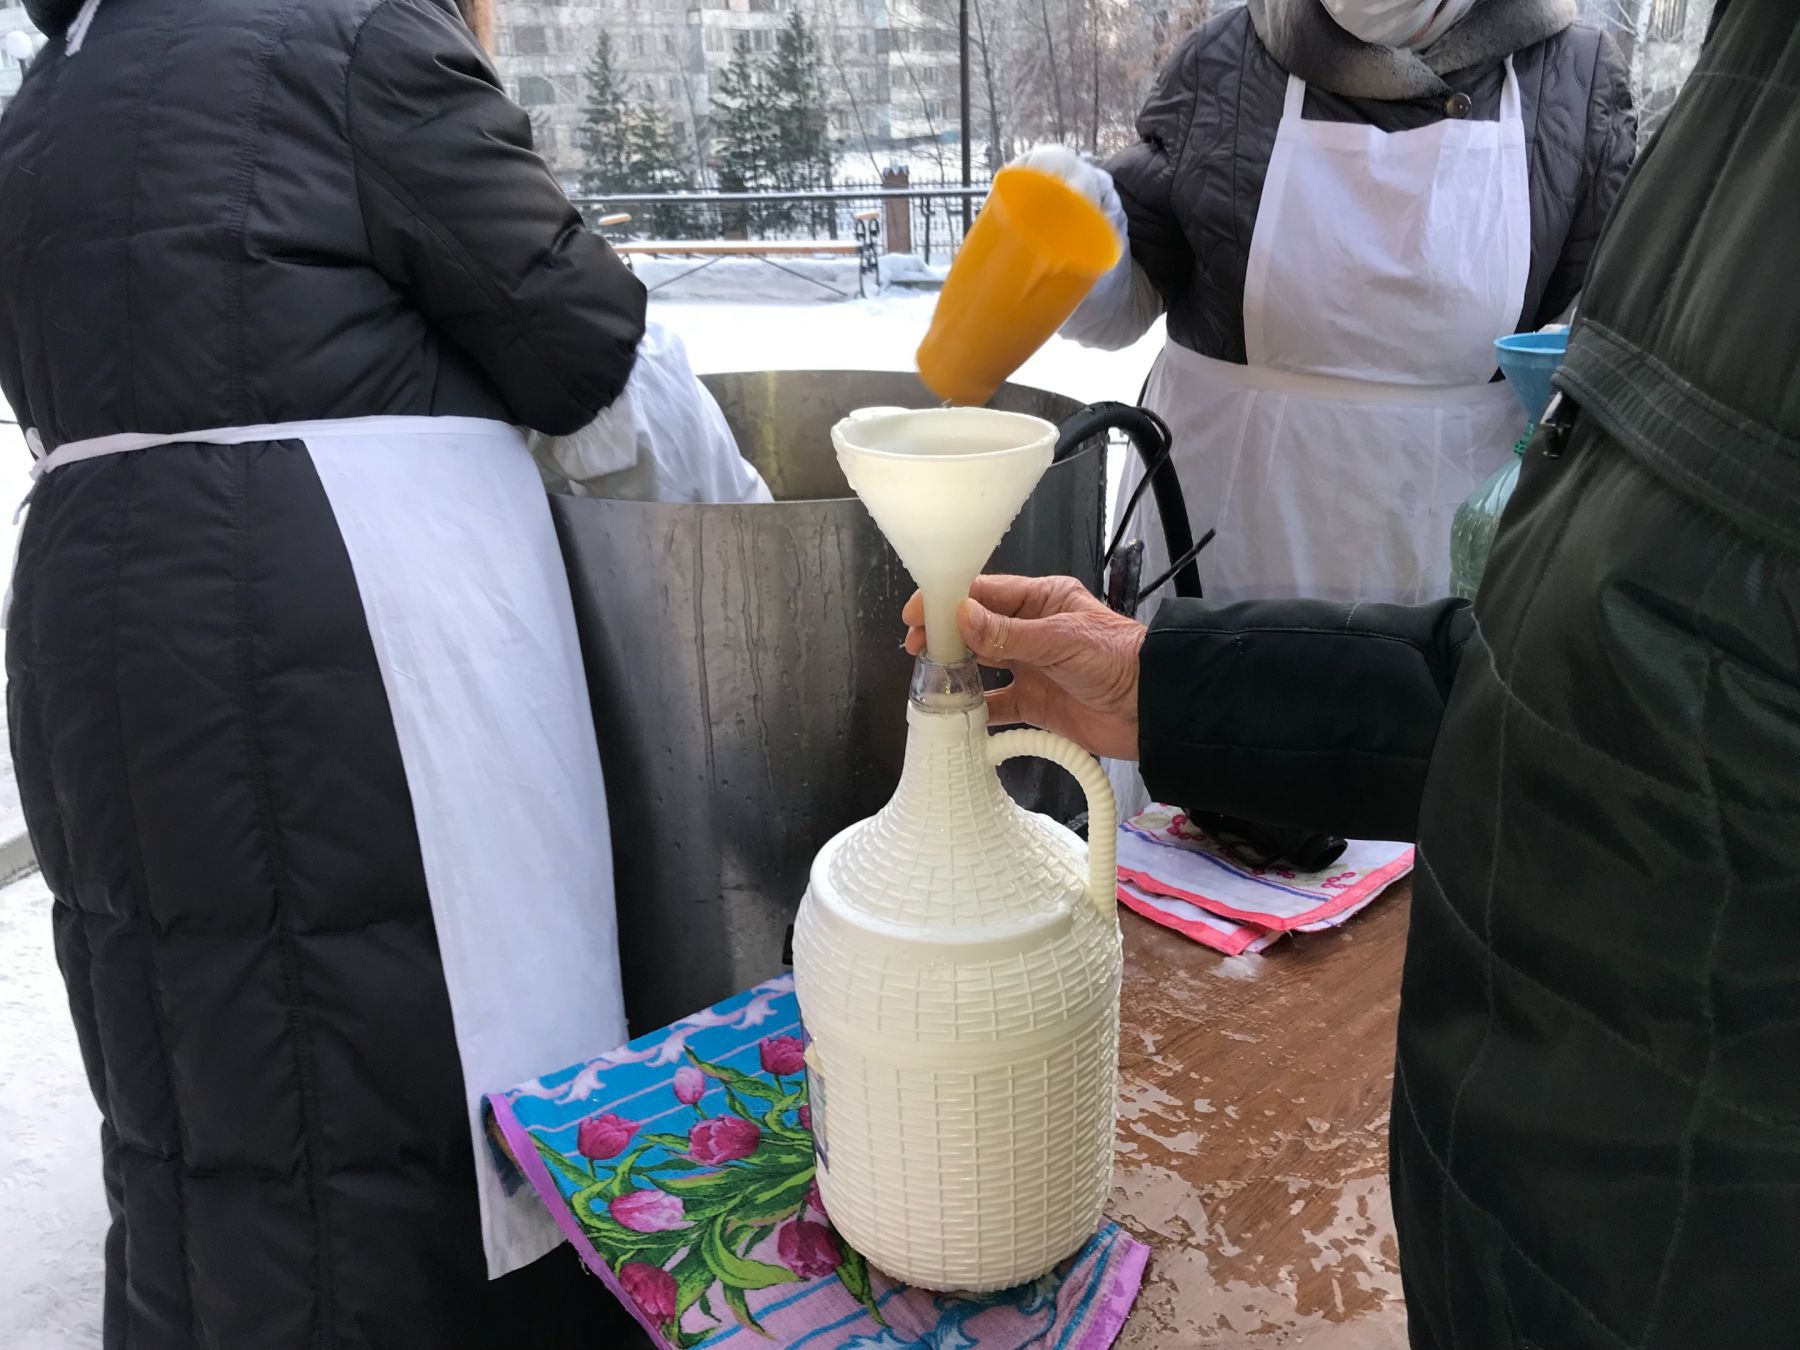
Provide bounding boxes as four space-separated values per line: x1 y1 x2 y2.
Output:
492 0 961 187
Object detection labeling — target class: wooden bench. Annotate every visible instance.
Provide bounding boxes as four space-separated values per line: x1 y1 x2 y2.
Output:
597 211 881 298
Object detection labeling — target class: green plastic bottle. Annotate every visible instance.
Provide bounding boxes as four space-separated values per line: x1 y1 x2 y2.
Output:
1448 427 1529 600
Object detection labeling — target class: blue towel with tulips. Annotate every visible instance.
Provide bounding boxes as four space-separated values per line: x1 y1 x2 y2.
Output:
484 974 1148 1349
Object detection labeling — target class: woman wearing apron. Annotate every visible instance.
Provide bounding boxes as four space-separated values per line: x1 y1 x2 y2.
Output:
0 0 647 1344
1030 0 1635 817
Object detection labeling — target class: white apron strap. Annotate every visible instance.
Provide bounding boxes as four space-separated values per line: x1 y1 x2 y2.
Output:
1501 55 1522 123
1281 73 1306 123
28 414 518 481
12 414 519 552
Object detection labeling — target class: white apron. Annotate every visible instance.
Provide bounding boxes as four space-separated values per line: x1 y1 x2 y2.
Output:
17 415 626 1278
1109 59 1531 817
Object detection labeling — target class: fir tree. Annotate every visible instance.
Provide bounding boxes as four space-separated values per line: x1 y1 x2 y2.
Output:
622 89 700 236
769 14 831 189
768 11 834 233
578 33 631 196
710 37 778 236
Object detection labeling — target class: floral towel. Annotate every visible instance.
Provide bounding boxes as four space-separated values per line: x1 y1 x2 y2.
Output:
483 974 1149 1350
1117 805 1414 945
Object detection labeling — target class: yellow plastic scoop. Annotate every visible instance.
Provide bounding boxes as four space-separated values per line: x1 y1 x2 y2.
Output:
916 164 1123 406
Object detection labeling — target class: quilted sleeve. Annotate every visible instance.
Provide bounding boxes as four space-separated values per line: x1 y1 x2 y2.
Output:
1536 29 1636 325
347 0 646 435
1138 596 1476 842
1107 26 1207 307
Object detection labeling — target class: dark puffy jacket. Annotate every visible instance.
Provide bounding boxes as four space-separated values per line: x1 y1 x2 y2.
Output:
1110 0 1634 360
0 0 646 1345
3 0 642 445
1137 0 1800 1344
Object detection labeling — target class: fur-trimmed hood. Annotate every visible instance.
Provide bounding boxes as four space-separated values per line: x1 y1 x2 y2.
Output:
1247 0 1580 99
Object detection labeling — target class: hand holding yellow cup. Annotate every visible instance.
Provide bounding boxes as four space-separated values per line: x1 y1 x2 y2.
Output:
916 164 1124 407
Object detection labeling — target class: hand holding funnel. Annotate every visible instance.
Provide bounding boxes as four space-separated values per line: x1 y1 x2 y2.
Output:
832 407 1056 662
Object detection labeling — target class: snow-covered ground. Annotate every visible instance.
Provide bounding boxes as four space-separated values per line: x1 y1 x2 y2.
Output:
661 290 1162 408
0 412 24 847
0 405 102 1350
0 295 1163 1347
0 872 106 1350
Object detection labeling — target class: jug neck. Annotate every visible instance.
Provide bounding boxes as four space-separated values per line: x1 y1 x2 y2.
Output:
908 653 983 711
821 657 1088 929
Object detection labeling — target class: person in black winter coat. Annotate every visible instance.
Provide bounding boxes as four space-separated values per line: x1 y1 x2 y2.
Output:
905 2 1798 1345
0 0 655 1345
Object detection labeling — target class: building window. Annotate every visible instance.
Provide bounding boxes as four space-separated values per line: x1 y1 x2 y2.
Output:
704 27 724 52
750 28 772 51
631 33 647 56
517 75 557 106
512 24 549 55
666 76 683 98
663 33 677 54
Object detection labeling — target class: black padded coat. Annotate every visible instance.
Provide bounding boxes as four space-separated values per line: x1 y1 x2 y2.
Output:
1136 0 1800 1344
0 0 647 1344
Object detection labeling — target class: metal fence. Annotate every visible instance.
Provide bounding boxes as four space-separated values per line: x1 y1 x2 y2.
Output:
571 182 992 264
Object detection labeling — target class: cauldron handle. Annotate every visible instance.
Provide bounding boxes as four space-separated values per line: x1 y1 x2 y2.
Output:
1054 401 1202 606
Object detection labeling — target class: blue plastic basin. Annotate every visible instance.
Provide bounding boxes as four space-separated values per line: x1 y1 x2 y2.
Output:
1495 331 1569 421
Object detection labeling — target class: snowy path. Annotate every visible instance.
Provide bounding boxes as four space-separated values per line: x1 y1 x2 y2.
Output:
0 872 106 1350
0 404 28 847
0 297 1165 1346
658 291 1164 410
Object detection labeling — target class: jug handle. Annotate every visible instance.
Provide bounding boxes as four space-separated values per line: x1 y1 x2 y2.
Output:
986 729 1117 919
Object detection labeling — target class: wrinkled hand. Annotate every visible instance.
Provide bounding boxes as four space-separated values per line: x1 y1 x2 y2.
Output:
903 575 1145 761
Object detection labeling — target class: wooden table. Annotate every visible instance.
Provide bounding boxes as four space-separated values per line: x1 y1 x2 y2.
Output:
1110 885 1413 1349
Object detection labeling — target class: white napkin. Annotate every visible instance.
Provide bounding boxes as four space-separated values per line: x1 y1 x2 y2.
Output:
1116 805 1413 934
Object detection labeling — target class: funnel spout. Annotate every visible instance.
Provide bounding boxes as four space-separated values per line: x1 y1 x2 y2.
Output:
832 408 1058 663
918 570 976 665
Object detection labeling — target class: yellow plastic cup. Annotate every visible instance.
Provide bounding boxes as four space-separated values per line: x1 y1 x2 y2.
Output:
916 165 1124 406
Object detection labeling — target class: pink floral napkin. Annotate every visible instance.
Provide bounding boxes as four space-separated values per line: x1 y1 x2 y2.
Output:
1116 805 1413 953
484 974 1148 1350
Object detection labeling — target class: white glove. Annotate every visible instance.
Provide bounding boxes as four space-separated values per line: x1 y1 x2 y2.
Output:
1014 146 1161 351
1014 144 1110 209
530 322 772 505
1014 144 1130 268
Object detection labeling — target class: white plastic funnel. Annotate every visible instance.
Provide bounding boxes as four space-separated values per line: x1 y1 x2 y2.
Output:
833 407 1057 662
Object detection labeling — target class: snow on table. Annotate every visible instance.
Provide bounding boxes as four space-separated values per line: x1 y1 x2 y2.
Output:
655 292 1164 410
653 292 1166 515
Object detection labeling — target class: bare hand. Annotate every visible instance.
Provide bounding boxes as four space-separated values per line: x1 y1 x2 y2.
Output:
903 575 1145 761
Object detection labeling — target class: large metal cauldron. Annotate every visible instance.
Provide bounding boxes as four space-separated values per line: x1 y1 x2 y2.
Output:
552 371 1106 1032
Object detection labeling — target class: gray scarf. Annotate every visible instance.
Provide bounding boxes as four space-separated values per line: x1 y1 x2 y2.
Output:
1246 0 1580 100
